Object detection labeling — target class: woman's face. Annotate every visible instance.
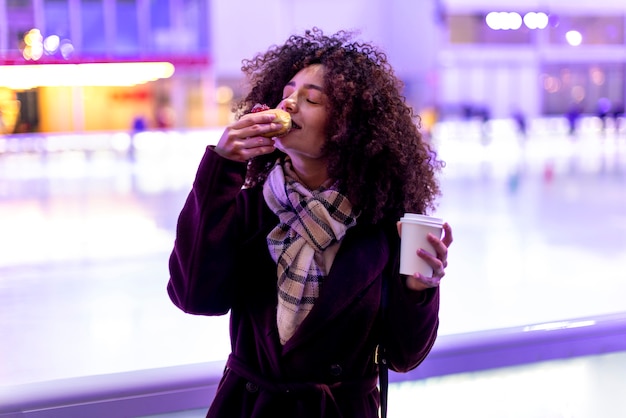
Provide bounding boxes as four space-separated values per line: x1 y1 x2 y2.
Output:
274 64 329 162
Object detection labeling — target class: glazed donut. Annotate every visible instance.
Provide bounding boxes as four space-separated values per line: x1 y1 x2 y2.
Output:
250 104 291 137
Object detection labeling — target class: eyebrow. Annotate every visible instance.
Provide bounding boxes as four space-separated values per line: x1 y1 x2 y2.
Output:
286 81 325 93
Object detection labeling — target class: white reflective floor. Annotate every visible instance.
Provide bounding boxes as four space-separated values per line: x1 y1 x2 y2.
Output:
1 118 625 401
388 350 626 418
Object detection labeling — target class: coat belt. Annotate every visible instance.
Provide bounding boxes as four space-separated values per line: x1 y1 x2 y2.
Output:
226 353 378 417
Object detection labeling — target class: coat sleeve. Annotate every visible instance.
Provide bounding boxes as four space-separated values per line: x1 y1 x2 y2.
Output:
382 226 441 373
167 147 248 315
385 280 440 373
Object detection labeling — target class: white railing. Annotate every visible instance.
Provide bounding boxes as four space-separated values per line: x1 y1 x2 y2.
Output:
2 312 625 418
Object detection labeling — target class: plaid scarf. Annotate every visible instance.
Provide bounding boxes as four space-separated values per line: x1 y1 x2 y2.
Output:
263 160 357 345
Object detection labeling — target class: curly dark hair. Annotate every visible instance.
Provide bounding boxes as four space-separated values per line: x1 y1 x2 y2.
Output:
236 28 444 225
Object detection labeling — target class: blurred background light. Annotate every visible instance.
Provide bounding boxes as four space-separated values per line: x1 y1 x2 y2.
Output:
571 85 586 102
487 11 550 31
23 28 43 47
485 12 502 30
507 12 522 30
549 14 560 27
21 28 44 61
59 39 75 59
589 67 605 86
566 30 583 46
523 12 549 29
542 74 561 93
43 35 61 54
485 12 522 30
215 85 234 104
0 62 176 89
485 12 527 30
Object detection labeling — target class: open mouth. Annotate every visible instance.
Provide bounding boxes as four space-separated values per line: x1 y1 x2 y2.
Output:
291 121 302 130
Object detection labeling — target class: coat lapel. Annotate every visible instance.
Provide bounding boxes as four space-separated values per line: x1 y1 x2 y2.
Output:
281 224 390 353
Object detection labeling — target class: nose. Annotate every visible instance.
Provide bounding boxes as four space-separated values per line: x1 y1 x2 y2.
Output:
279 92 298 113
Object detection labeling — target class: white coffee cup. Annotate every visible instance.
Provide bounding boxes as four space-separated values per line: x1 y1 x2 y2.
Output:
399 213 444 277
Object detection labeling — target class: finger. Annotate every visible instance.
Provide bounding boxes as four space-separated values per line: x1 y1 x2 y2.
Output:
237 112 277 127
426 234 448 268
441 222 453 247
237 113 282 137
418 248 445 273
242 136 276 154
396 221 402 237
405 273 441 291
230 136 275 160
215 130 275 162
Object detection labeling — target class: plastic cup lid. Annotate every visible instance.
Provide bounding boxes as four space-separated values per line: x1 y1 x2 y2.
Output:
400 213 443 225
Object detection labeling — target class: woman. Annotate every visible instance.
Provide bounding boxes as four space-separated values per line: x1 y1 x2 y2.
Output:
168 28 453 418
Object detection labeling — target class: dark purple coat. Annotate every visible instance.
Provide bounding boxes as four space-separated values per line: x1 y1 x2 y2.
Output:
168 148 440 418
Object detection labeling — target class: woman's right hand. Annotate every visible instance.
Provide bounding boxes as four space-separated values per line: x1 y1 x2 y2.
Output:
214 112 280 162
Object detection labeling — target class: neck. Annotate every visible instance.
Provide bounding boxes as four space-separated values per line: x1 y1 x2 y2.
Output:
288 156 330 190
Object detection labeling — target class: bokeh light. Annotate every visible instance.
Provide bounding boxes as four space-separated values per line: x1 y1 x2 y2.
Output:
523 12 549 29
59 39 75 59
215 86 234 104
571 85 586 102
43 35 60 54
589 67 605 86
22 28 44 61
0 62 176 89
542 74 561 93
486 11 549 31
566 30 583 46
485 12 522 30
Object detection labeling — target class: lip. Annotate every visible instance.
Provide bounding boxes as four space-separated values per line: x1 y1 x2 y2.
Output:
290 120 302 130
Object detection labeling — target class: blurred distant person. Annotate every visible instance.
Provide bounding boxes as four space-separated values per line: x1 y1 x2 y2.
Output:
611 102 624 133
132 115 147 132
512 109 527 138
461 103 473 120
129 115 148 162
566 104 582 136
477 105 491 144
156 103 175 129
596 98 611 132
478 106 490 124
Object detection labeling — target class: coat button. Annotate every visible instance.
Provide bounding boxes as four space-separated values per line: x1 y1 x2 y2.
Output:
246 381 259 393
329 364 342 376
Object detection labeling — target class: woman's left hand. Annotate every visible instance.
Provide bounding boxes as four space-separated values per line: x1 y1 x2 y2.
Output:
398 222 453 291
